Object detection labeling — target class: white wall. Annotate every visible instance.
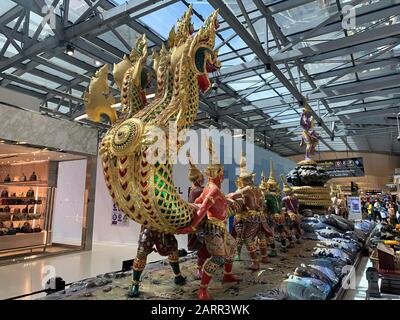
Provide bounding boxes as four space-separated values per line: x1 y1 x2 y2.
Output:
92 131 296 247
0 87 40 112
52 160 87 245
0 103 98 155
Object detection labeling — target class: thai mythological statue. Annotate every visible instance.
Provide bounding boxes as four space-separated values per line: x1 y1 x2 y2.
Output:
300 103 319 163
264 161 290 253
227 154 273 269
129 226 186 297
330 185 348 218
259 170 277 257
178 138 241 300
280 174 302 245
186 151 208 280
85 6 225 298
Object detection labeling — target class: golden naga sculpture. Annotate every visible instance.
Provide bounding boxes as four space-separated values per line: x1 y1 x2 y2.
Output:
85 6 222 233
84 64 117 123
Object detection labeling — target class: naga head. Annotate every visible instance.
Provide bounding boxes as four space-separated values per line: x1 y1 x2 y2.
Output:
189 9 221 92
84 64 117 124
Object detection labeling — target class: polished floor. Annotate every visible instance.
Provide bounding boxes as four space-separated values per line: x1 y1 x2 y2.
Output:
343 256 400 300
0 243 162 300
0 244 398 300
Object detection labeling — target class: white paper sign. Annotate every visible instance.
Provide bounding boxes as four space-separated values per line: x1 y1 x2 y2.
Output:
111 204 130 227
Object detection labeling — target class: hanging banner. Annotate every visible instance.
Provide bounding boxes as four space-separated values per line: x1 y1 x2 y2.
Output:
317 157 364 178
111 204 130 226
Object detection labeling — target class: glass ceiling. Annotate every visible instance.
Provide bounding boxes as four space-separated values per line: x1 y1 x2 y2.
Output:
0 0 399 155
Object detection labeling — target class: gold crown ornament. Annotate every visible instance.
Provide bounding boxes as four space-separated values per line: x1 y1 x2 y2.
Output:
204 137 224 179
259 170 269 190
174 4 194 47
187 150 203 183
238 153 256 182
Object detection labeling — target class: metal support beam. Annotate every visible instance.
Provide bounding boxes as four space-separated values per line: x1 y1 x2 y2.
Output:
209 0 335 144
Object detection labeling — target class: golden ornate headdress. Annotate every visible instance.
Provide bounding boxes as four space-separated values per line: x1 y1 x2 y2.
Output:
129 34 147 62
204 137 224 179
175 4 193 47
195 9 219 49
280 174 293 195
267 160 277 187
259 170 268 190
238 152 255 181
187 150 203 183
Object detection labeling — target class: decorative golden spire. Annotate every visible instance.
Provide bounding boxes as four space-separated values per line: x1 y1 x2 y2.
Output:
259 170 268 190
187 150 203 183
168 26 175 48
267 160 277 186
113 55 131 90
195 8 220 49
280 174 292 195
238 152 255 180
129 34 147 62
205 137 224 178
175 4 193 47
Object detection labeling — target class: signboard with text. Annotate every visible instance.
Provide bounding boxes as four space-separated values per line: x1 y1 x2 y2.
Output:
317 157 364 178
111 204 130 227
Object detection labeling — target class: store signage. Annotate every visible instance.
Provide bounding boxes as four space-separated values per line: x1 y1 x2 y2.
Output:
111 204 129 227
348 196 362 220
317 157 364 178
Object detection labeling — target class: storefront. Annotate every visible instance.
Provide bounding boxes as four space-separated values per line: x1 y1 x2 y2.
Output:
0 103 98 264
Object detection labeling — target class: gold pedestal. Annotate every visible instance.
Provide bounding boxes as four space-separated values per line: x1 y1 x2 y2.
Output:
292 186 331 208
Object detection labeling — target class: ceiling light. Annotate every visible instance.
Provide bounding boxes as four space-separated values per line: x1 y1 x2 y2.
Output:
146 93 155 100
16 141 27 145
66 44 75 56
74 114 88 121
95 60 102 67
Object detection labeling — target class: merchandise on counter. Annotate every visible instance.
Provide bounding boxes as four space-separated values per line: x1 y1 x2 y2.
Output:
20 222 33 233
22 205 28 214
280 275 332 300
0 213 11 221
1 189 8 198
19 173 27 182
28 213 41 220
11 208 21 214
293 263 338 287
33 225 42 233
4 206 10 213
26 188 34 198
28 206 34 213
29 172 37 181
3 174 11 183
